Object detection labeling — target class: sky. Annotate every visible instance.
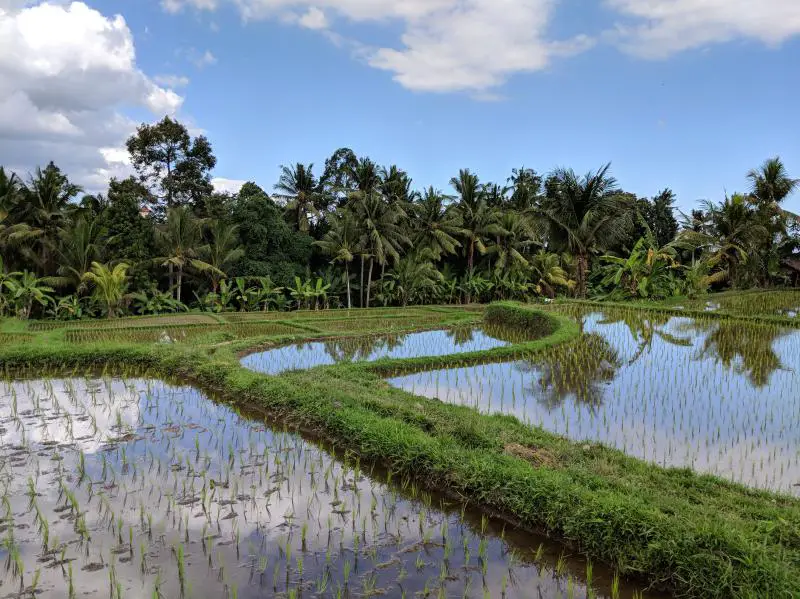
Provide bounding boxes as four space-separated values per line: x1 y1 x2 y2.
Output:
1 0 799 213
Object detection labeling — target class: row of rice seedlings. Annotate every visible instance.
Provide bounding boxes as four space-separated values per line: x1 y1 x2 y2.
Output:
0 332 35 345
222 307 432 323
389 308 800 495
0 376 652 598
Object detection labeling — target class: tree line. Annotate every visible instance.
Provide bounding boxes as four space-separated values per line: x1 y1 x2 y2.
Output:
1 116 797 319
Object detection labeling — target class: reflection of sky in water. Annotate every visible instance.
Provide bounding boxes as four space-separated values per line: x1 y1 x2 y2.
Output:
241 327 509 374
389 313 800 495
0 378 655 599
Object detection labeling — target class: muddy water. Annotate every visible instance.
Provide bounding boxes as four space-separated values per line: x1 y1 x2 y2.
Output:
389 310 800 496
241 326 521 375
0 378 661 598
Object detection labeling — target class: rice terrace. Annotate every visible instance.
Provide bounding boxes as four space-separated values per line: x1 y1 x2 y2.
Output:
0 293 799 599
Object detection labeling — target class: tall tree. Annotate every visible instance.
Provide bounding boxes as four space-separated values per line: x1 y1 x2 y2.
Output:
412 187 463 261
540 164 634 297
156 206 219 302
126 116 216 211
451 169 501 285
314 212 358 308
21 162 82 274
274 163 321 233
200 221 244 292
507 167 543 212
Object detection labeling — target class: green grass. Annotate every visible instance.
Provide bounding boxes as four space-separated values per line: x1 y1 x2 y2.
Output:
0 302 798 598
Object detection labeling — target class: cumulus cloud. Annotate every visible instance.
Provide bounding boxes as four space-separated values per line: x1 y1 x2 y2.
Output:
211 177 247 194
606 0 800 58
297 6 327 30
154 74 191 88
0 1 184 189
161 0 585 93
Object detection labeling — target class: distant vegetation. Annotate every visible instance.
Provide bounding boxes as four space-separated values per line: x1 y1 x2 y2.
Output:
1 116 798 319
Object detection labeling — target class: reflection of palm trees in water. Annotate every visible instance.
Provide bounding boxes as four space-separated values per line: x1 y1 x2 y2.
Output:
517 334 620 408
688 320 786 387
593 310 693 365
322 333 407 363
446 326 475 346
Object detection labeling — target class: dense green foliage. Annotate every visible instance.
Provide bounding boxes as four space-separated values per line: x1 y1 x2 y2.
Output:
1 116 798 319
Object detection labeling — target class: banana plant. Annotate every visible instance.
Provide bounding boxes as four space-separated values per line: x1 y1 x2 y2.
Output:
6 271 55 319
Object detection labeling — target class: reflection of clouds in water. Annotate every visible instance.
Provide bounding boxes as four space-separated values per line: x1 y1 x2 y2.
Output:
390 313 800 496
0 378 643 599
0 378 142 453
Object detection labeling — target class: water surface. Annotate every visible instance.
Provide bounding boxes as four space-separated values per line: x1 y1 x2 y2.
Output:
242 326 517 375
389 310 800 495
0 377 659 598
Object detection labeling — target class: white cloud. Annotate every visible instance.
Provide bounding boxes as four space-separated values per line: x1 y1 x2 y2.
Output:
606 0 800 58
162 0 586 93
154 74 191 88
196 49 218 66
0 1 185 189
298 6 327 30
211 177 247 194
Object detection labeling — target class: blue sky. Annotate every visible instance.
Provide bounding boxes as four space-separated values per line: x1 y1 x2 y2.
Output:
1 0 799 212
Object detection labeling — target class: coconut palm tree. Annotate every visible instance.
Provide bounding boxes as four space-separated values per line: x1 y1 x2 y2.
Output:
412 187 464 261
486 211 535 277
157 206 220 302
529 250 572 297
539 164 634 297
274 163 321 233
450 169 499 278
314 212 358 308
676 194 767 288
82 262 129 318
350 192 409 308
54 216 105 291
20 162 82 273
747 157 799 208
200 221 244 293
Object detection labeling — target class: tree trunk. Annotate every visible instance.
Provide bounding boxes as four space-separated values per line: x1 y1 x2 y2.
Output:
177 268 183 303
576 252 588 298
466 238 475 304
366 258 374 308
359 255 365 308
345 263 351 309
168 263 175 298
381 262 387 307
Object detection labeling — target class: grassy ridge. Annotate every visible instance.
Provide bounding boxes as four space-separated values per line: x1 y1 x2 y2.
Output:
1 303 798 598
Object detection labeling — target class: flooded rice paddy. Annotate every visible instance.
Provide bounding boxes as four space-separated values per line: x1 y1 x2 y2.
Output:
241 326 521 375
389 309 800 496
0 377 658 598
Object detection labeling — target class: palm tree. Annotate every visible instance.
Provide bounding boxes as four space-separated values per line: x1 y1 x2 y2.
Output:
539 164 634 297
747 157 798 208
451 169 489 277
350 192 409 308
507 167 543 212
314 212 358 308
676 194 767 288
530 250 572 297
20 162 82 273
486 211 535 277
412 187 464 260
55 216 104 291
201 221 245 292
274 163 321 233
157 206 220 302
82 262 129 318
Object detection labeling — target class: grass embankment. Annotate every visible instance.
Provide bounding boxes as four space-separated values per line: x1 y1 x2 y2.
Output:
1 303 798 598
